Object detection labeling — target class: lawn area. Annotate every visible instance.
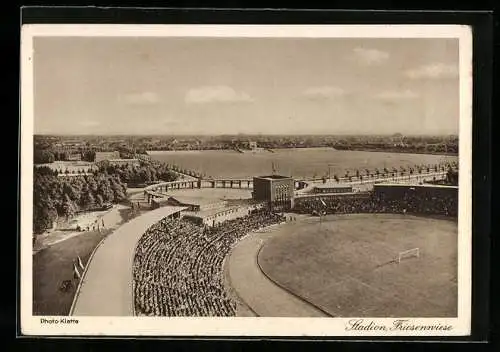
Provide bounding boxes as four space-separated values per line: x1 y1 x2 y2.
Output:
32 203 146 316
258 213 458 317
33 229 111 316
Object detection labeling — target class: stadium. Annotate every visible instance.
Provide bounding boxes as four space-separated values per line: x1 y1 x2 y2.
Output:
71 164 458 318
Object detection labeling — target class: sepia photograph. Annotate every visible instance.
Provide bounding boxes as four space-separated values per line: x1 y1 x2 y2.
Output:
20 24 472 337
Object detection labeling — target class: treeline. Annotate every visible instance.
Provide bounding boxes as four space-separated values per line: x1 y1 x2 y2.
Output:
333 142 458 155
446 169 458 185
33 146 150 164
117 146 148 159
33 167 128 234
97 160 178 187
34 149 96 163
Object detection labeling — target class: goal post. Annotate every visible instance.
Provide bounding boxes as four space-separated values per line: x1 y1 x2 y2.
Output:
397 248 420 263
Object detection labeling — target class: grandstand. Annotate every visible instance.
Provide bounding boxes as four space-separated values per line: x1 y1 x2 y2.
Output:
182 203 268 227
373 183 458 200
166 195 227 211
312 184 353 194
133 210 286 316
130 178 458 317
294 183 458 218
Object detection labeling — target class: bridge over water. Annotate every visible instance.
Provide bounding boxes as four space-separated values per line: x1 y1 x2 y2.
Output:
143 170 449 204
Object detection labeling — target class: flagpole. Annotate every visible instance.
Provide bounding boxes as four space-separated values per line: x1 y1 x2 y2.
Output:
73 262 81 280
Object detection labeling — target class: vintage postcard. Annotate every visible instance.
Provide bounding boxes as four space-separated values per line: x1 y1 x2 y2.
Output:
20 24 472 337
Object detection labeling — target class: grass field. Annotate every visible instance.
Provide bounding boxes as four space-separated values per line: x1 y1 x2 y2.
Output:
258 214 457 317
32 206 143 316
33 229 110 316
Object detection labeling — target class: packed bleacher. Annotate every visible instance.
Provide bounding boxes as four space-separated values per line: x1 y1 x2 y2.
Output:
133 209 285 316
293 191 457 217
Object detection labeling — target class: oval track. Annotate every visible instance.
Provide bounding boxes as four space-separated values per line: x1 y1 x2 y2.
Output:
226 222 328 317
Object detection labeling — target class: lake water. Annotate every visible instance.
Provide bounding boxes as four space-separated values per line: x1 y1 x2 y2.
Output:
148 148 457 179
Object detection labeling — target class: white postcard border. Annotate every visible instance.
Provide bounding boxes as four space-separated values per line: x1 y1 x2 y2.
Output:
20 24 473 337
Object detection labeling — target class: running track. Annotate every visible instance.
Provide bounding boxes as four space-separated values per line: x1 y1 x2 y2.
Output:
71 206 187 316
227 222 329 317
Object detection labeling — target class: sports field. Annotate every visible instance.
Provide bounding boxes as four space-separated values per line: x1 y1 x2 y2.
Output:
258 214 457 317
162 187 252 200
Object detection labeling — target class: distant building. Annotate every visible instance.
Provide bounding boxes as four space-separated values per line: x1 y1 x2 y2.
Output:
35 161 96 174
183 206 251 227
249 141 258 150
66 152 82 161
252 175 295 210
108 158 140 167
136 153 151 162
183 203 266 228
312 185 353 194
95 151 120 162
391 133 406 147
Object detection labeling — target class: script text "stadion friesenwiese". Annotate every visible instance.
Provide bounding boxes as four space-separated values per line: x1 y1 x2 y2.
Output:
40 318 79 324
345 319 453 332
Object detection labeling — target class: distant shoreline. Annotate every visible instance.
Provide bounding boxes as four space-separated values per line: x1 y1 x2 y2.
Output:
147 147 457 157
331 147 458 157
146 147 334 154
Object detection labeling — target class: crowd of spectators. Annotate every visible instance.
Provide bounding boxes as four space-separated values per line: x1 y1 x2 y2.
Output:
293 191 458 218
133 209 285 316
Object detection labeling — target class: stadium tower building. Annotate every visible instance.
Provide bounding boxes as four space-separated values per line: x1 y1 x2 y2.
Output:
252 175 295 211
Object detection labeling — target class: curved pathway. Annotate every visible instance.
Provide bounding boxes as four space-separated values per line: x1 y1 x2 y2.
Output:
71 205 187 316
227 220 328 317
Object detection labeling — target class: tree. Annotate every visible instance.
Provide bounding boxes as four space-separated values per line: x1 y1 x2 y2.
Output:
446 168 458 186
61 194 76 219
62 181 78 201
112 181 127 201
95 194 104 207
82 150 96 162
33 200 58 234
81 189 95 209
35 166 56 176
34 149 55 164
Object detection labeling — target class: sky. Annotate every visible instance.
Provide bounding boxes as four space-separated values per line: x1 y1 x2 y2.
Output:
33 37 460 135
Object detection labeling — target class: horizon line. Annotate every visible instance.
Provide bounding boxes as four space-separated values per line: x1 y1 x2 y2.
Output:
34 132 459 137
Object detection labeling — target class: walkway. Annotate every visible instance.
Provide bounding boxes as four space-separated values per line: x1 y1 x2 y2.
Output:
227 221 328 317
71 205 187 316
33 204 129 255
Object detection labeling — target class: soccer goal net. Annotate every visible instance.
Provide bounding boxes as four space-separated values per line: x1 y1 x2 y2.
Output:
397 248 420 263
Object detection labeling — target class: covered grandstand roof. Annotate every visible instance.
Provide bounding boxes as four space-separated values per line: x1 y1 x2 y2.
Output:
256 175 292 180
168 195 226 206
314 184 353 189
374 183 458 189
185 206 243 219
